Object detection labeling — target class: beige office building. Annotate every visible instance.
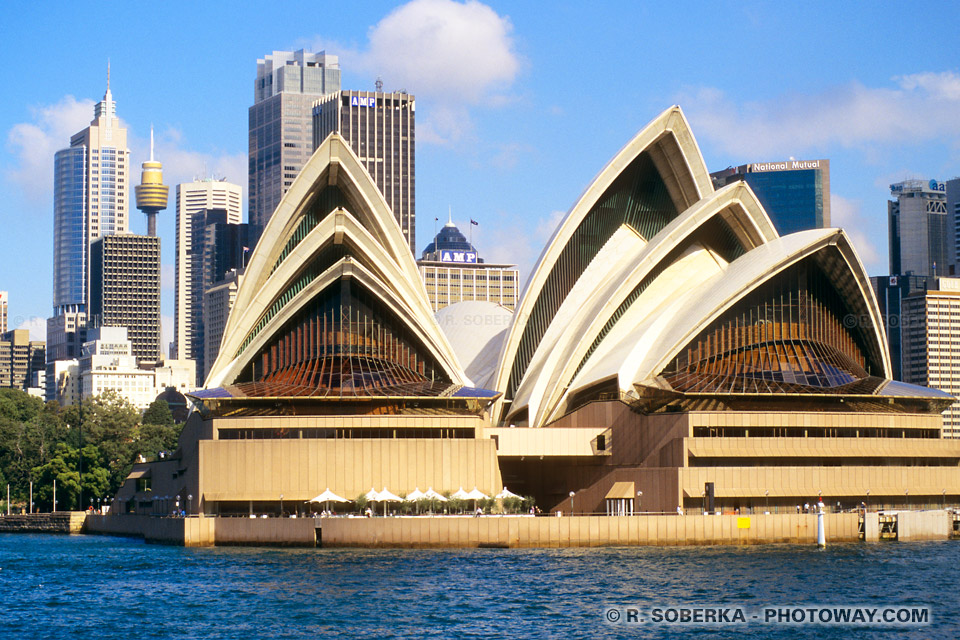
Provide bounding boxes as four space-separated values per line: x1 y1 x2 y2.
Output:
172 180 242 361
902 277 960 438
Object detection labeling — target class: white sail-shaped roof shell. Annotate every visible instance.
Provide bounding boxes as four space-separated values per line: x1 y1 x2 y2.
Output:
493 106 714 423
206 134 466 389
496 106 892 428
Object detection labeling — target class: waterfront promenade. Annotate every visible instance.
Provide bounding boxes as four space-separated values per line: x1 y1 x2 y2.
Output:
76 510 960 548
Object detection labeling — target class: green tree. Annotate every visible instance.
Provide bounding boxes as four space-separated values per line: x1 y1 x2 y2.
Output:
31 443 111 511
0 389 66 508
61 390 141 495
137 398 180 460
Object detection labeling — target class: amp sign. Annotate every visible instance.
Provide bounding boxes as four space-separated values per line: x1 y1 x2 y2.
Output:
440 251 477 264
350 96 377 108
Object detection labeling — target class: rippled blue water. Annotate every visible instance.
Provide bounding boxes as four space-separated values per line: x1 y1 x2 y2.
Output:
0 533 956 639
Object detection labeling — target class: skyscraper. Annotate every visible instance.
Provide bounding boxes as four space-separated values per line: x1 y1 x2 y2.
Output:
195 217 257 382
709 159 830 235
0 330 45 391
888 179 948 278
52 70 130 316
0 291 7 334
869 274 930 381
89 234 161 364
947 177 960 275
901 277 960 438
172 179 241 363
313 90 416 252
249 50 340 230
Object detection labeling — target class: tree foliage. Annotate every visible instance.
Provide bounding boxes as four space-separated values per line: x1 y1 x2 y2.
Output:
0 388 183 512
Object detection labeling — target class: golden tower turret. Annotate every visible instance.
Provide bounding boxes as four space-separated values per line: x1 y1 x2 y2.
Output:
134 126 169 236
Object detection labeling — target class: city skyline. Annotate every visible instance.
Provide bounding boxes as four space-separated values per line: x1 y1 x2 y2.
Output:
2 1 959 348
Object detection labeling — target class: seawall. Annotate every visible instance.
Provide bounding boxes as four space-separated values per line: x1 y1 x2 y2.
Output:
0 512 87 534
84 511 959 548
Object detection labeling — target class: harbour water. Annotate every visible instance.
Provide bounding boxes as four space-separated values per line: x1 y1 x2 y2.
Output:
1 533 956 638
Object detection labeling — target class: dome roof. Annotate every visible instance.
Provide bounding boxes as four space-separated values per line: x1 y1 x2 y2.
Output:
436 301 513 388
422 221 478 258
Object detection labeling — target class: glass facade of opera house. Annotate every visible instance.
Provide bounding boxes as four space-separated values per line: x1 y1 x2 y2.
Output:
111 108 960 520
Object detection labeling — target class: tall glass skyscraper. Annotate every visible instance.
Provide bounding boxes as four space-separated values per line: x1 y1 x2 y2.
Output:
710 159 830 236
51 75 130 316
248 50 340 231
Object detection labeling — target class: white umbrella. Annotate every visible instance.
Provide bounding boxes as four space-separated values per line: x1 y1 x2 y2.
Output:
377 487 403 516
309 488 348 503
495 487 522 500
466 487 489 501
424 487 447 502
378 487 403 502
405 488 426 501
365 487 380 501
450 487 470 500
309 488 348 516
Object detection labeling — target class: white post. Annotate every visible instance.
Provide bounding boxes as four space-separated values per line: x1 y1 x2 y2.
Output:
29 481 33 514
817 501 826 548
53 479 57 513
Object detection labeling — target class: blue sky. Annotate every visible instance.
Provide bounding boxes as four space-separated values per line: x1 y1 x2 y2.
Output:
2 1 959 348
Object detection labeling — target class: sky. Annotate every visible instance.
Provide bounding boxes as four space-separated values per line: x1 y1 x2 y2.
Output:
2 1 959 349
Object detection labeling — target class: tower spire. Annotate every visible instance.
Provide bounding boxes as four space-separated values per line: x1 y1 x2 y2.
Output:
107 58 111 92
448 205 452 225
150 125 155 162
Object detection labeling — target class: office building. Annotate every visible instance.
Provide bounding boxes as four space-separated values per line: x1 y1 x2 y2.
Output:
0 330 46 391
113 108 960 521
89 234 161 364
202 269 242 383
79 327 155 409
0 291 7 333
710 159 829 235
194 220 256 382
52 72 130 317
172 179 242 361
888 179 948 278
45 311 87 402
419 218 519 311
48 359 80 406
901 277 960 438
134 128 169 237
869 274 930 381
313 90 416 252
948 177 960 274
249 50 340 230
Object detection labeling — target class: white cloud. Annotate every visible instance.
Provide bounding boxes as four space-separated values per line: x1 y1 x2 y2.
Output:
360 0 519 103
307 0 521 145
16 315 47 341
831 193 883 274
5 96 95 201
680 71 960 158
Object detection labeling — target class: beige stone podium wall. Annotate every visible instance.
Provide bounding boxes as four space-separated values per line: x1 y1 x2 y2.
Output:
198 437 502 505
320 513 863 548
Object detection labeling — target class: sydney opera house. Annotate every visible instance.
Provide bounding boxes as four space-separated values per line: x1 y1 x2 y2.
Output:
115 107 960 518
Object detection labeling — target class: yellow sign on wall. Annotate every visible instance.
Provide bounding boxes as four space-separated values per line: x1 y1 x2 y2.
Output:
737 517 751 529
